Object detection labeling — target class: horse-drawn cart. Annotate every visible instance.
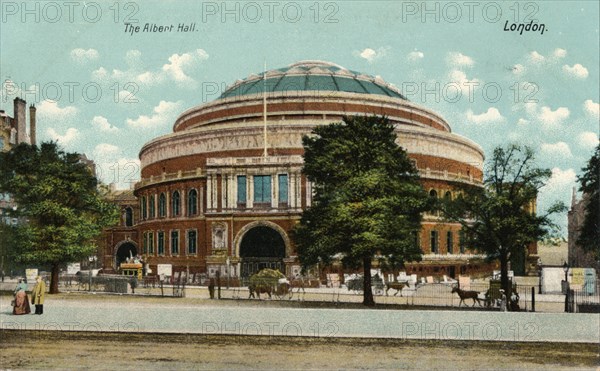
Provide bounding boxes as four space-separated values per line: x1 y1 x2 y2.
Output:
247 269 292 300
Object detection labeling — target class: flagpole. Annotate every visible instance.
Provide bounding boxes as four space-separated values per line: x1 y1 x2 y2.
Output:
263 60 268 157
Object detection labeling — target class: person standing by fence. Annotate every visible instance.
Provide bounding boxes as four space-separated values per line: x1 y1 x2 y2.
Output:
31 276 46 315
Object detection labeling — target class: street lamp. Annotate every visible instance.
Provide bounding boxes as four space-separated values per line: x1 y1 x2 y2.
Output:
562 262 569 282
88 255 97 291
226 257 230 289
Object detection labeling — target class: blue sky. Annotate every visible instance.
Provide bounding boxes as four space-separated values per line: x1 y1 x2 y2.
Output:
1 1 598 234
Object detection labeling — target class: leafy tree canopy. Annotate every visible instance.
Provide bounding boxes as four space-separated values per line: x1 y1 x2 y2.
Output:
440 144 566 307
0 142 118 292
576 144 599 260
293 116 430 305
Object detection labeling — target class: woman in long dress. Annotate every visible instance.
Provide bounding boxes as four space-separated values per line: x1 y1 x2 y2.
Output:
13 278 31 315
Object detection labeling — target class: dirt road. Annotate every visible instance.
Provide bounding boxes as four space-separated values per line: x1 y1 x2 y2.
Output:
1 330 598 370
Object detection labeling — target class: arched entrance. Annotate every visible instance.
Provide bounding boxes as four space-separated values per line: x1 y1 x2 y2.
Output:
115 242 137 268
239 226 286 277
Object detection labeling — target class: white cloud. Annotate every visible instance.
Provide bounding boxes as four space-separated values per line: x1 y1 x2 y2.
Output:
162 49 209 83
562 64 589 79
466 107 504 124
46 127 80 145
517 118 530 126
70 48 99 63
578 132 599 148
357 47 390 63
92 49 209 87
94 156 141 189
446 52 474 68
407 51 424 61
37 100 77 121
539 167 577 198
583 99 599 118
93 143 121 157
92 116 120 133
528 51 545 64
448 69 480 95
526 49 566 67
126 100 183 129
525 104 570 128
553 48 567 58
541 142 573 158
512 64 526 75
538 106 570 126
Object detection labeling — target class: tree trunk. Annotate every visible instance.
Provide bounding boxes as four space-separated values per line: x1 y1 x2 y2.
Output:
500 252 510 309
363 257 375 306
50 263 60 294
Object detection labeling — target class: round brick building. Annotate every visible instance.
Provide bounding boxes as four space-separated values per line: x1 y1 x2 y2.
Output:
127 60 488 280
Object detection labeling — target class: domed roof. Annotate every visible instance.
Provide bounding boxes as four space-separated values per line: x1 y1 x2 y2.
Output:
220 60 406 100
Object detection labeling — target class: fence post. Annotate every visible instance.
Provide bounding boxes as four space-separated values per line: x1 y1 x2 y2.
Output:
531 287 535 312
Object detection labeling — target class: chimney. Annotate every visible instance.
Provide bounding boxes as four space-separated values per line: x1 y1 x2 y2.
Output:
29 104 36 146
13 97 27 144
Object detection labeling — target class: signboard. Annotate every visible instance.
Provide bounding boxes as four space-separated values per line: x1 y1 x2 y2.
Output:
571 268 585 288
157 264 172 277
67 263 81 275
25 268 38 282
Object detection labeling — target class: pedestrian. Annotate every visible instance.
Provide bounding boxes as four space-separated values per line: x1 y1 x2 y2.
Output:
31 275 46 315
1 269 5 282
208 277 215 299
12 278 31 315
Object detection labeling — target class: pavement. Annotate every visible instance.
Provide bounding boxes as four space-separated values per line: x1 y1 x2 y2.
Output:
1 292 597 343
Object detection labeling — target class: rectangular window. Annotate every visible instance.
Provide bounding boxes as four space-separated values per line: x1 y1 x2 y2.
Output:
459 230 466 253
430 231 438 254
278 174 288 205
188 230 197 255
253 175 271 205
158 231 165 255
141 197 147 220
171 230 179 255
143 232 148 254
237 176 247 205
447 231 453 254
148 232 155 254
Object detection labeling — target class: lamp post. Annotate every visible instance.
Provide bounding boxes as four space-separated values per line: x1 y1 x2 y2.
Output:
563 262 570 312
88 255 97 292
537 259 542 294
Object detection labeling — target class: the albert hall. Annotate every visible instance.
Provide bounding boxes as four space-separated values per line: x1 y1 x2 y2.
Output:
109 60 488 280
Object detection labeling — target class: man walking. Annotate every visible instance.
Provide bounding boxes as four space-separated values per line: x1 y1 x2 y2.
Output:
31 276 46 315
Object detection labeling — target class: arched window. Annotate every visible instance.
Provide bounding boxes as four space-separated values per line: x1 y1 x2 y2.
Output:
149 196 155 218
429 189 438 198
444 191 452 200
172 191 180 216
125 207 133 227
188 189 198 216
158 193 166 217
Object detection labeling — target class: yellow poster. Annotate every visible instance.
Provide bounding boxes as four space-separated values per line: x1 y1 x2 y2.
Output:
571 268 585 286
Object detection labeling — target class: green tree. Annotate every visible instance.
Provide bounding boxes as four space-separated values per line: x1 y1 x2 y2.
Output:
576 144 600 261
440 144 566 308
0 142 119 293
293 116 430 306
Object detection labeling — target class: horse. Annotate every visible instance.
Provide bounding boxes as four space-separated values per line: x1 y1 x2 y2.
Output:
451 286 485 307
248 283 273 299
248 281 291 299
385 281 407 296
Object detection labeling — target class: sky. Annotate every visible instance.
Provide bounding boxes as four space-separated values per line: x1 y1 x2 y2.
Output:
1 0 598 235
